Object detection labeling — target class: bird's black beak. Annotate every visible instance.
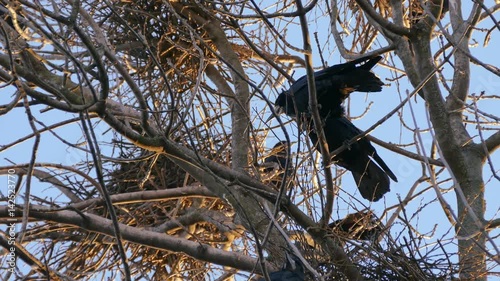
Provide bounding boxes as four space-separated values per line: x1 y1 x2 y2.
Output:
266 106 283 123
265 114 275 123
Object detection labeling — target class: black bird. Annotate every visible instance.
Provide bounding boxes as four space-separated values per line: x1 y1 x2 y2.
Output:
273 55 384 120
410 0 449 25
263 141 292 189
296 210 381 250
328 210 382 241
258 253 305 281
264 141 289 171
308 116 398 202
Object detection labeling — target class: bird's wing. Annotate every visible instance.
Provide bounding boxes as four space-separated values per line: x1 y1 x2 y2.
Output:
308 117 392 201
290 55 377 93
335 117 397 182
358 56 382 70
286 55 383 111
314 55 381 81
288 75 308 97
371 152 398 182
331 116 364 143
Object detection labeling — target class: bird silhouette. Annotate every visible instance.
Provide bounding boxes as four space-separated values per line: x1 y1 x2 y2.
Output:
272 55 383 120
308 116 397 201
264 141 289 171
263 141 291 189
257 252 305 281
294 210 381 252
328 210 382 241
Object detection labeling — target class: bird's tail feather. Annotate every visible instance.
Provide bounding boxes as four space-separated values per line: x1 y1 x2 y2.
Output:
371 152 398 182
343 69 384 93
358 56 382 70
347 55 382 70
352 160 390 202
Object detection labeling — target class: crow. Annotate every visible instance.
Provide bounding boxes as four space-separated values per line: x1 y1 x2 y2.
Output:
294 210 381 251
263 141 291 189
264 141 289 171
272 55 384 120
328 210 382 241
410 0 449 25
308 116 397 202
257 253 305 281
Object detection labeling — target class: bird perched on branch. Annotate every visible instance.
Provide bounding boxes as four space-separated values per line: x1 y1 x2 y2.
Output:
266 55 395 201
263 141 293 189
295 210 381 251
264 141 289 172
271 55 384 120
328 210 382 241
308 116 397 201
257 252 305 281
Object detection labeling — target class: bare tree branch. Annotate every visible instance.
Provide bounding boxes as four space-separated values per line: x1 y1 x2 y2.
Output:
0 206 260 273
355 0 411 36
485 130 500 154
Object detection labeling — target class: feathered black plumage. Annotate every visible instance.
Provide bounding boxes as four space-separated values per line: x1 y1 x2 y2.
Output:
274 55 383 119
257 253 304 281
308 116 397 201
